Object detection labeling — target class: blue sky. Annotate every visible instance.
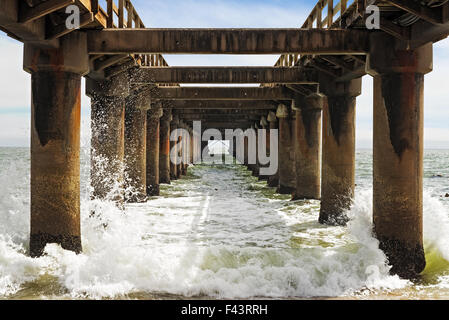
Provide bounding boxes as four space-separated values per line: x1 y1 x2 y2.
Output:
0 0 448 148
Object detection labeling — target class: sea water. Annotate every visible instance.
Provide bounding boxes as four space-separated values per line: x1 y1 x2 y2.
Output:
1 147 449 300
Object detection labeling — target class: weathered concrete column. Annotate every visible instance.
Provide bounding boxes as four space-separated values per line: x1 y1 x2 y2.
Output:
258 117 269 181
170 115 179 180
180 122 189 175
201 139 209 162
189 127 194 165
87 72 130 204
23 32 88 257
124 93 150 203
319 78 361 225
367 34 433 278
146 103 163 196
252 123 260 177
293 94 324 200
177 120 185 176
267 111 279 188
277 104 296 194
159 108 172 184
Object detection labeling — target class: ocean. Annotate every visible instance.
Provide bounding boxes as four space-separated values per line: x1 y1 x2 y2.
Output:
1 147 449 300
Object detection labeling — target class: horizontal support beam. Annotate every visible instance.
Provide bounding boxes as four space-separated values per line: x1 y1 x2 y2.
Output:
87 28 370 55
181 115 260 121
131 66 318 84
167 100 278 109
150 87 294 100
409 19 449 48
386 0 446 25
200 122 254 128
19 0 75 23
175 109 273 115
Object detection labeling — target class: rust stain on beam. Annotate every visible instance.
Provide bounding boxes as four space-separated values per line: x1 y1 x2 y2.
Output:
87 28 370 55
131 66 318 84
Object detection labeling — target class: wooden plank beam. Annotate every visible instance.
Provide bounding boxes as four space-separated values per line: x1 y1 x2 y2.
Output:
166 100 278 109
19 0 75 23
87 28 370 55
148 87 294 100
130 66 318 84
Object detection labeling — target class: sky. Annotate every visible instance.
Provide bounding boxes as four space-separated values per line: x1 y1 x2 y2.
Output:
0 0 448 148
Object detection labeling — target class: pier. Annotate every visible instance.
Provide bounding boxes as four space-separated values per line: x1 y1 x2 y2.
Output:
1 0 448 279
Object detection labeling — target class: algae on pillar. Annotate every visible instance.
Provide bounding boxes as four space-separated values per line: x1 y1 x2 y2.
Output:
266 111 279 188
147 103 164 196
23 32 89 257
367 33 433 278
319 77 361 225
159 108 172 184
124 93 150 203
293 93 323 200
87 72 130 204
276 104 296 194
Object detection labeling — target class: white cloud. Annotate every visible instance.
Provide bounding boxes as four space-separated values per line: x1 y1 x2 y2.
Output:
0 37 30 109
0 1 449 148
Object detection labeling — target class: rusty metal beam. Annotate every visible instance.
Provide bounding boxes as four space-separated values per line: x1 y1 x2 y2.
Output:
131 66 318 84
87 28 370 55
149 87 294 100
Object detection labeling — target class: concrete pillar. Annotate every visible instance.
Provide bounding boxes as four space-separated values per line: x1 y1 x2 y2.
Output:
170 115 179 180
258 117 269 181
87 72 129 204
181 122 189 175
252 123 260 177
367 34 433 278
189 127 194 165
124 93 149 203
23 32 88 257
243 132 249 167
276 104 296 194
159 108 172 184
201 139 209 162
177 121 185 177
293 94 324 200
267 111 279 188
146 103 163 196
319 78 361 225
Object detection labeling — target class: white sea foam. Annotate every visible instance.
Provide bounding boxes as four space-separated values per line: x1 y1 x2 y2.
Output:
0 150 449 299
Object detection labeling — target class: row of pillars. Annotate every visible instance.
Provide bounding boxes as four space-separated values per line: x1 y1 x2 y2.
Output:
23 31 432 278
238 35 432 278
89 76 190 205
